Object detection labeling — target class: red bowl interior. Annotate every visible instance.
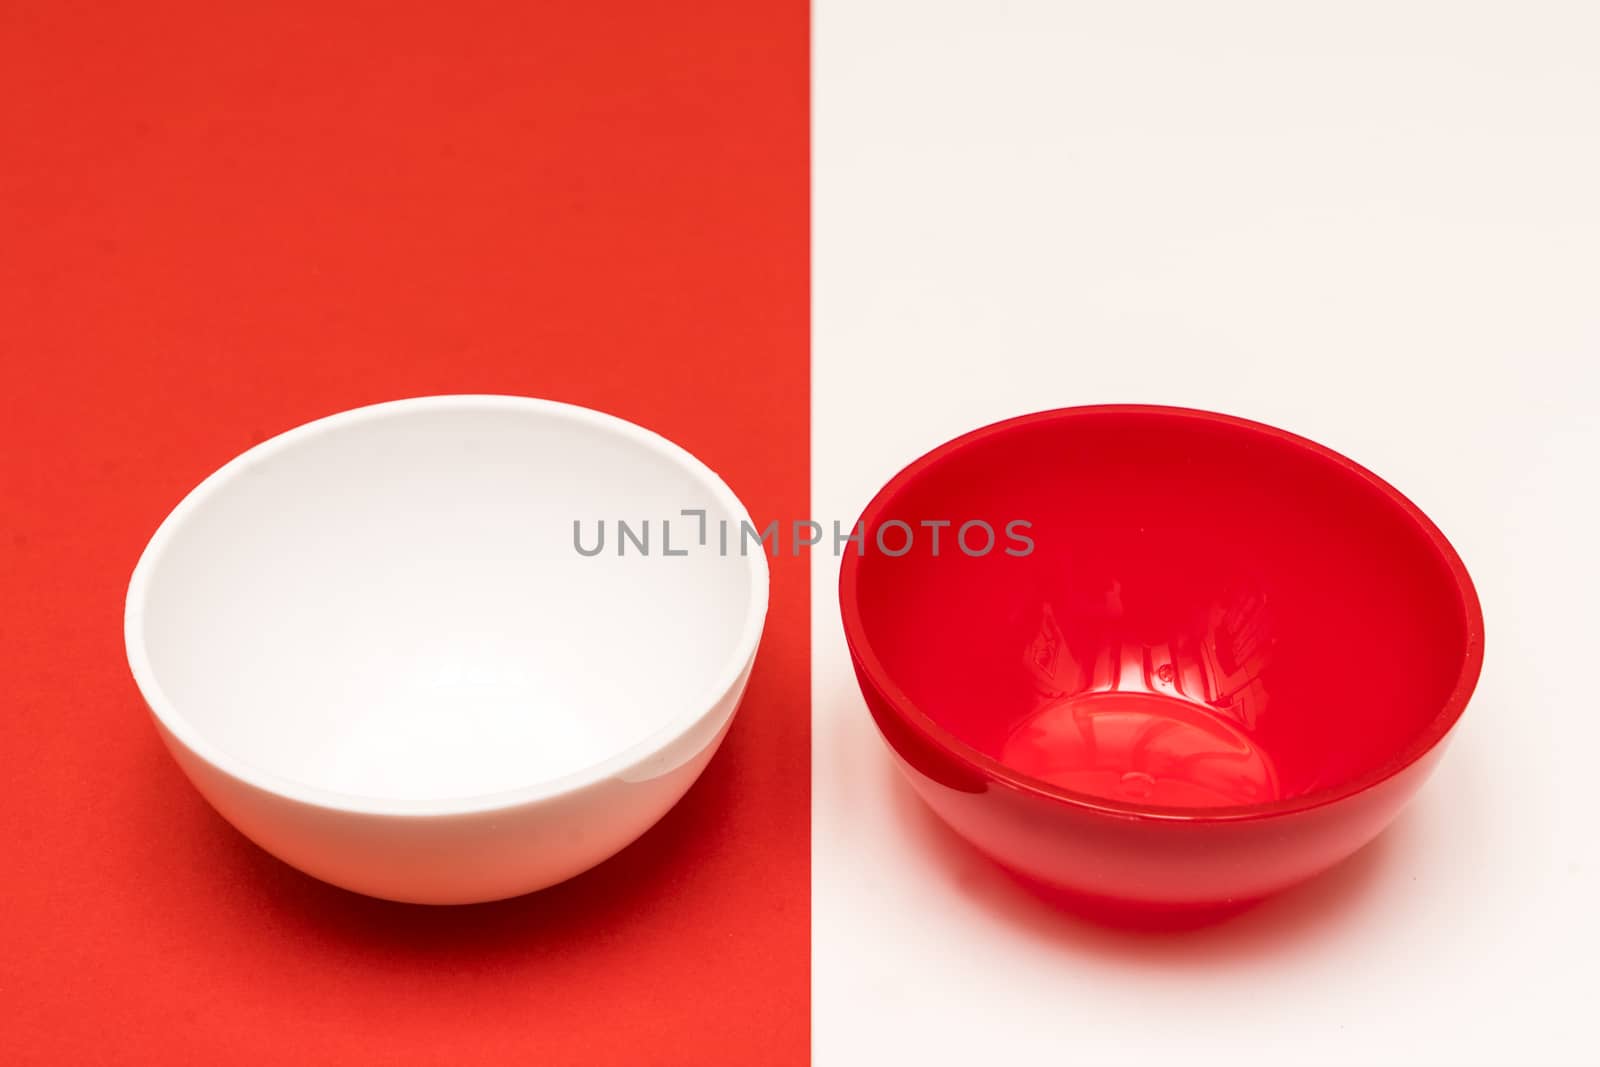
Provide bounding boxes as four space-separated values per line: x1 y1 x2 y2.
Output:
842 406 1483 818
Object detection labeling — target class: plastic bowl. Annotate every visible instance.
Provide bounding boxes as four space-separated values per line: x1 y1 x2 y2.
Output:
840 405 1483 922
126 396 768 904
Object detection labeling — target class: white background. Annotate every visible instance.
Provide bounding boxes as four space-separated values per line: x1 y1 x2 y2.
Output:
814 3 1599 1063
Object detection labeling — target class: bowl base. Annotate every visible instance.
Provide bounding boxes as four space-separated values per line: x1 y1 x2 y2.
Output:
1002 869 1263 931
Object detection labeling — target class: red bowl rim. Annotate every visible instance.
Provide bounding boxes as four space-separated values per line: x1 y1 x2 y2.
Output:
837 404 1486 823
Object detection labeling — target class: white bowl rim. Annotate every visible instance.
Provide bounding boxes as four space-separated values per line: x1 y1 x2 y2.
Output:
123 394 771 817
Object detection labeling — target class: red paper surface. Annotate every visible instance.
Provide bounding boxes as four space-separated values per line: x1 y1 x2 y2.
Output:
0 4 809 1062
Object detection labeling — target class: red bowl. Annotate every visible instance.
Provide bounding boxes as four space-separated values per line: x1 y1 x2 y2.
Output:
839 405 1484 923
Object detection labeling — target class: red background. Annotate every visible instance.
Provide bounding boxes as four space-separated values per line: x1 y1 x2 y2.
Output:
0 3 808 1063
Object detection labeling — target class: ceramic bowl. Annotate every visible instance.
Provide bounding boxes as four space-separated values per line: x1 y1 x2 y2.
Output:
839 405 1483 922
126 395 768 904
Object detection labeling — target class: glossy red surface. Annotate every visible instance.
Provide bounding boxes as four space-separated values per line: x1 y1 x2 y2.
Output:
840 406 1484 921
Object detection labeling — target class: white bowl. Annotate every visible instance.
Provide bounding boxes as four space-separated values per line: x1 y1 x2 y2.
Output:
124 396 768 904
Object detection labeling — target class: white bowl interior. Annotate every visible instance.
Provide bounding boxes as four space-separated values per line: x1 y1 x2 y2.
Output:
130 400 762 803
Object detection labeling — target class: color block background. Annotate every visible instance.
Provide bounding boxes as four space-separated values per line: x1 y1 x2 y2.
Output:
813 3 1598 1065
0 3 807 1063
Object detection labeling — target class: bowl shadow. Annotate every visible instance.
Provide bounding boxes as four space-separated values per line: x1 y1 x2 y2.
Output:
879 753 1412 966
167 736 740 965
